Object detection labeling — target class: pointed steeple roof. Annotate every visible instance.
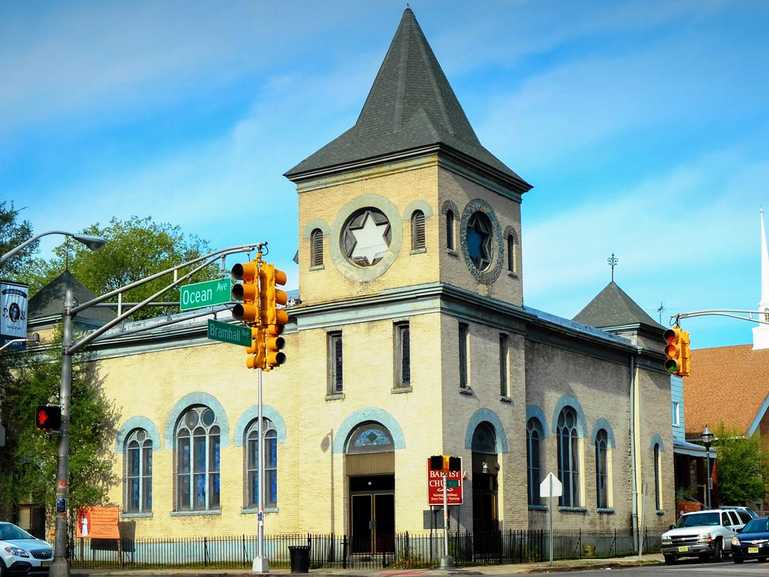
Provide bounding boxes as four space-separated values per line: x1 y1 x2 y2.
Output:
28 271 115 325
573 281 663 330
285 8 530 191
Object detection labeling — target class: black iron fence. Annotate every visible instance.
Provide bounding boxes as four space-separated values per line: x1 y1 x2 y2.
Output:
70 528 660 570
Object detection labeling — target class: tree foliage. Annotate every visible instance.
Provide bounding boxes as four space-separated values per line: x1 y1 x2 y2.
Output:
21 216 214 319
0 201 37 278
715 425 768 505
0 341 120 516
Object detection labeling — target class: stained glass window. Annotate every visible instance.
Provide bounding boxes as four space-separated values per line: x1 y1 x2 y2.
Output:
346 422 394 454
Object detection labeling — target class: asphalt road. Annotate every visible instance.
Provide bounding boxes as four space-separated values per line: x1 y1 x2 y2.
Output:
520 559 769 576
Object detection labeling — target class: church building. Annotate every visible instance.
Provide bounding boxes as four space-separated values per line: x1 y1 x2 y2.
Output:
29 8 674 551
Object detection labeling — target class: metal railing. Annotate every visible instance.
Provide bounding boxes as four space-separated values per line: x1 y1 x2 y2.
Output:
70 528 659 569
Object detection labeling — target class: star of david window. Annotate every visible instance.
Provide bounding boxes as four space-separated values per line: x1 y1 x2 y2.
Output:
345 422 394 454
466 211 493 271
341 208 392 267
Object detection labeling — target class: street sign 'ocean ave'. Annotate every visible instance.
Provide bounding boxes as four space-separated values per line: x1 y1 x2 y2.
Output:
180 277 232 311
207 320 252 347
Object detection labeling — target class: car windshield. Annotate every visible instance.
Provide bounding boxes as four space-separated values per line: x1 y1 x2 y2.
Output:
743 518 769 533
0 524 33 541
677 512 721 527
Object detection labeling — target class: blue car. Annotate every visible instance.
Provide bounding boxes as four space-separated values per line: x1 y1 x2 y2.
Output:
732 517 769 563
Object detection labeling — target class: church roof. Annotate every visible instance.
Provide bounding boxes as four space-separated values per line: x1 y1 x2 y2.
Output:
573 281 664 330
285 8 531 191
28 270 115 325
684 344 769 437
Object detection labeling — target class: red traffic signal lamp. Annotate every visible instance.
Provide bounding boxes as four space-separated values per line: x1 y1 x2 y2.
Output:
231 261 259 323
664 326 691 377
36 405 61 431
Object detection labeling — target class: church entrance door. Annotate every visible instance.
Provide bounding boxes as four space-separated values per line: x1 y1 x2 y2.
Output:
349 475 395 554
471 422 499 555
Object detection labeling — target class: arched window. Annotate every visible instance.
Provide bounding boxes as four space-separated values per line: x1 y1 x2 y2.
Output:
654 443 662 511
595 429 609 509
175 406 220 511
245 418 277 509
345 422 394 454
526 418 543 506
411 210 426 251
557 406 580 507
446 210 455 251
125 428 152 513
471 422 497 454
506 232 518 274
310 228 324 268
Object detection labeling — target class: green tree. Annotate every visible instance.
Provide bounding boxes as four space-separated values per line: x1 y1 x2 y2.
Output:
0 341 120 517
21 216 214 318
0 201 37 277
715 425 768 505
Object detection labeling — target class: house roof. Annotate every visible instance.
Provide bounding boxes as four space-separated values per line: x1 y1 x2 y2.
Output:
573 281 664 331
285 8 530 191
28 271 115 325
684 344 769 437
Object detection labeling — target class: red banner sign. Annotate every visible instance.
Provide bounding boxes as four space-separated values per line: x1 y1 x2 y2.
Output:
76 506 120 539
427 462 463 505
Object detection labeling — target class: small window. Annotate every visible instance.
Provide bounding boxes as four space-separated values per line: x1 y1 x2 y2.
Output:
738 511 752 524
458 322 469 388
727 511 740 526
124 428 152 513
499 334 509 397
557 406 580 507
595 429 609 509
654 443 662 511
175 406 220 511
411 210 426 252
394 322 411 388
506 233 518 274
446 210 455 251
310 228 324 268
328 331 343 393
245 418 277 509
526 418 543 506
672 401 680 427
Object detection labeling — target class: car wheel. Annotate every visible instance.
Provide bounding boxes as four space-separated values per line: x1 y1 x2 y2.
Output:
711 539 723 562
664 554 675 565
0 558 6 577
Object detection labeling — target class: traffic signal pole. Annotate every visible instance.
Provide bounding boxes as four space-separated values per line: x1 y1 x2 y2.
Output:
252 364 269 574
51 287 73 577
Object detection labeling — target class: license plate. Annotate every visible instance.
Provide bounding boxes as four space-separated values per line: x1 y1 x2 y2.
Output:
40 561 52 567
749 547 759 554
677 546 689 553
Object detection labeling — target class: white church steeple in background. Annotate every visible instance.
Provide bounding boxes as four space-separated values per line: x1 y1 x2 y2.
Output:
752 209 769 349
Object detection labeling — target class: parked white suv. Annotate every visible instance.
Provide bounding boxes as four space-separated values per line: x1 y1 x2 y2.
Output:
662 510 743 564
0 522 53 575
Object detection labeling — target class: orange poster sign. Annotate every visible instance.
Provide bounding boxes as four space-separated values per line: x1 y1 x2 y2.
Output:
76 506 120 539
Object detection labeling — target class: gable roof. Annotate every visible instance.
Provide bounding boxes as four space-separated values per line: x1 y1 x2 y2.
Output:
573 281 664 330
285 8 530 192
684 344 769 437
28 271 115 325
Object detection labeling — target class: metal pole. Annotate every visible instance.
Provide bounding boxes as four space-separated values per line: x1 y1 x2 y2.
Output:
439 470 453 568
705 446 711 509
252 367 269 574
548 477 553 567
51 287 73 577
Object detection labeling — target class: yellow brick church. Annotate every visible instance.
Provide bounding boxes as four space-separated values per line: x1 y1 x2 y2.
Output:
27 8 674 553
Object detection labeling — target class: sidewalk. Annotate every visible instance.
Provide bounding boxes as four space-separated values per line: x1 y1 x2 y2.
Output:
73 553 663 576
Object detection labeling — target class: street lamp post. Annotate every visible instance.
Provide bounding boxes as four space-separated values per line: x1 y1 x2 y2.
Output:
701 425 715 509
0 230 106 265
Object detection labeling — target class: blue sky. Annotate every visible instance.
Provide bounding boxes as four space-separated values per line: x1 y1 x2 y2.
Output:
2 0 768 349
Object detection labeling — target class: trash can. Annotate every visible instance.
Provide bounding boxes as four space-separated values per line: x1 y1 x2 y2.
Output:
288 545 311 573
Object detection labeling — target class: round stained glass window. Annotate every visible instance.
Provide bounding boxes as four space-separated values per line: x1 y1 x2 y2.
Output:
340 208 392 267
466 211 493 271
201 408 215 426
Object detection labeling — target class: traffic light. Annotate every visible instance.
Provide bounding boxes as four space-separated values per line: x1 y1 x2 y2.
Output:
260 263 289 369
246 327 265 370
231 260 259 323
428 455 461 473
448 456 461 472
36 405 61 431
429 455 445 471
664 326 691 377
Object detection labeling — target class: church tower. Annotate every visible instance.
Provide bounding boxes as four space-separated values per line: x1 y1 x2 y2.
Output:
285 8 531 306
753 209 769 349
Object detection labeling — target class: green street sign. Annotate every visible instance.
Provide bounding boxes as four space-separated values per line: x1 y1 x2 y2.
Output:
207 320 252 347
180 277 232 311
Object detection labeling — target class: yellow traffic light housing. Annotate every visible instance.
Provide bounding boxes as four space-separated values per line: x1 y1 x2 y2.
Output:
231 261 259 323
246 327 265 370
260 263 289 369
664 326 691 377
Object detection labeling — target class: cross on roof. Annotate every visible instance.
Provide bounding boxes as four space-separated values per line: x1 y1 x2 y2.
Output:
607 253 619 282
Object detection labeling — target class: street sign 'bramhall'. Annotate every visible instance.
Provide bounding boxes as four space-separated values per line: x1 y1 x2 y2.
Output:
207 319 252 347
180 277 232 311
